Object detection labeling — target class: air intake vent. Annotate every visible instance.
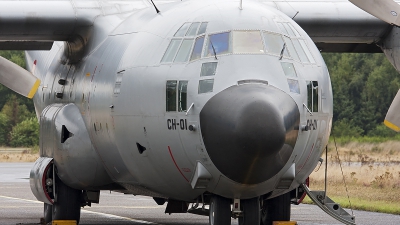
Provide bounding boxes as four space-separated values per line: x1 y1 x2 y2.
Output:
237 79 268 85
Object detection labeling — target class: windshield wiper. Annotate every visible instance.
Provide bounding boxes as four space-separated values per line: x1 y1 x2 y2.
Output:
279 43 286 60
210 40 218 60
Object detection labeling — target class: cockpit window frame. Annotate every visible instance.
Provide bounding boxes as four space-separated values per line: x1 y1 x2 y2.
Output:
161 21 317 65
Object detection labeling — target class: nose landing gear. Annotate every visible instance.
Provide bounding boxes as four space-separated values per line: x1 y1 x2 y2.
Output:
260 192 291 225
209 195 231 225
239 197 260 225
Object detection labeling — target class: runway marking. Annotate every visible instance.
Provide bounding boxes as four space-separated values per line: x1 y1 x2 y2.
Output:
90 206 164 209
0 195 162 224
82 210 163 224
0 195 41 203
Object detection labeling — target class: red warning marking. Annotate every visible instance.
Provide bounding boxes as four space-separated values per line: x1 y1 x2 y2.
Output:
32 60 37 75
168 146 189 182
297 143 315 174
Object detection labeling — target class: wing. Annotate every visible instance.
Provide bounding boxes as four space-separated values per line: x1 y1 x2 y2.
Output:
0 0 176 98
260 0 400 53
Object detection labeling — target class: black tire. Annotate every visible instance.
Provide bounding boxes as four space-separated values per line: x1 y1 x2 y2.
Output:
52 176 82 224
238 197 260 225
260 192 291 225
43 203 52 224
209 195 231 225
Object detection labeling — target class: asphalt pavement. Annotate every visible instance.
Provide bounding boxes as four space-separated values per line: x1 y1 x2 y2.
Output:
0 163 399 225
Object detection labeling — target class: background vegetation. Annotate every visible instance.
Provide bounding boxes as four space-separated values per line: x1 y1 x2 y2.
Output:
0 51 400 147
0 51 38 148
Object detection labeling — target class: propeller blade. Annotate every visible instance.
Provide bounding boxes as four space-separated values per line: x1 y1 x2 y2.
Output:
0 56 40 99
350 0 400 26
385 90 400 132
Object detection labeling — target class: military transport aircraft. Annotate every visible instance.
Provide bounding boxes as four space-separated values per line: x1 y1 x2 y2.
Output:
1 0 399 224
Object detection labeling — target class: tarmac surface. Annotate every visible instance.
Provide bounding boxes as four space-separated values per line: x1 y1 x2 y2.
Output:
1 163 399 225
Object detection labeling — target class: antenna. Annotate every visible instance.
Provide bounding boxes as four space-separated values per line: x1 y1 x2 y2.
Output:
149 0 160 13
239 0 243 10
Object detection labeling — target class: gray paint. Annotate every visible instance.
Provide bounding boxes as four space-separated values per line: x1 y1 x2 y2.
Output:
0 0 397 222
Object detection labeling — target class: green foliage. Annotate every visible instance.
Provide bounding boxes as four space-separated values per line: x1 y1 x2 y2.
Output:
9 117 39 147
332 119 363 138
323 53 400 138
0 113 9 146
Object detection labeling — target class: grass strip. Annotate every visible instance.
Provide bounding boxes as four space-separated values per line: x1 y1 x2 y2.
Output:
303 196 400 215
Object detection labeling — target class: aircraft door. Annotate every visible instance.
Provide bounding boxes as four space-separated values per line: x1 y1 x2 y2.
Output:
166 80 197 182
297 81 321 175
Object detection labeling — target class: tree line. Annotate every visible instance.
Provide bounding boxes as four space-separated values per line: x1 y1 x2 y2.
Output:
0 51 399 147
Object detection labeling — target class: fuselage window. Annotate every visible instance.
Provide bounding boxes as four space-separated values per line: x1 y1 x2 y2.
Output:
186 22 201 36
287 79 300 94
174 23 191 37
205 32 231 57
166 80 177 112
263 32 288 56
281 62 297 77
232 31 264 54
307 81 319 112
178 81 188 112
197 22 208 35
175 39 195 62
191 36 205 61
198 79 214 94
161 39 182 63
200 62 218 77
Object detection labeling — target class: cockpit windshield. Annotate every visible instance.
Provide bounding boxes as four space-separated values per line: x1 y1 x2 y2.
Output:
205 32 231 57
161 22 316 64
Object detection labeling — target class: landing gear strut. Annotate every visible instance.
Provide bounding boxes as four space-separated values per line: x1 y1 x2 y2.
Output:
209 195 231 225
51 175 82 224
260 192 291 225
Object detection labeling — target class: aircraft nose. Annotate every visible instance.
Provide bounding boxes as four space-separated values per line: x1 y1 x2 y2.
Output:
200 84 300 185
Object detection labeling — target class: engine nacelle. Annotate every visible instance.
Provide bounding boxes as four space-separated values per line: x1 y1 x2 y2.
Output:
381 26 400 73
40 103 114 190
30 157 54 205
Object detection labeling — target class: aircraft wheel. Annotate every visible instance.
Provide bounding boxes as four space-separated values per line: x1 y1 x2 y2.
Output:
43 203 52 224
238 197 260 225
52 176 82 224
209 195 231 225
260 192 291 225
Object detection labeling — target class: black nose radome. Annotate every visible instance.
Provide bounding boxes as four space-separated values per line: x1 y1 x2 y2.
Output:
200 84 300 185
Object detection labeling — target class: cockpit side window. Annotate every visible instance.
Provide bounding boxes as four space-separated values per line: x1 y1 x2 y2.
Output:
277 22 316 64
175 39 194 62
186 22 200 36
190 36 205 61
205 32 231 57
281 62 297 77
307 81 319 112
178 81 188 112
262 32 288 56
162 22 207 64
197 22 208 35
166 81 177 112
174 23 191 37
161 39 181 63
283 37 300 62
232 31 264 54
